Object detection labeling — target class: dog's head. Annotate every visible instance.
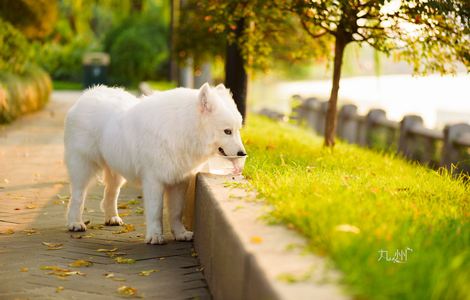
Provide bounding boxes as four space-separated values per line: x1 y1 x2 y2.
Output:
198 82 246 157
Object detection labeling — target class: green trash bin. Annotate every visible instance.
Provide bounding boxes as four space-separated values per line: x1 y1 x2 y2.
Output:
83 52 110 88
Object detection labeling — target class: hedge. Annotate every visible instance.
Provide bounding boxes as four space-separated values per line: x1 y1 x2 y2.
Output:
0 66 52 123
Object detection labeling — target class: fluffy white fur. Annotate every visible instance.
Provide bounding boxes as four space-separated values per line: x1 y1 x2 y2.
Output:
64 83 245 244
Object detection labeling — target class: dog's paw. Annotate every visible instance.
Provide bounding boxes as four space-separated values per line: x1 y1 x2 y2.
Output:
105 216 124 226
145 233 165 245
68 222 87 232
174 230 193 241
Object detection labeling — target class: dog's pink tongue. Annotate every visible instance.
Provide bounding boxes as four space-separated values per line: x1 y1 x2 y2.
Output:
231 161 242 175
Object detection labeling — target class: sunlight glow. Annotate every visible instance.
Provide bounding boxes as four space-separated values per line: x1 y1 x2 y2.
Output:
380 0 402 15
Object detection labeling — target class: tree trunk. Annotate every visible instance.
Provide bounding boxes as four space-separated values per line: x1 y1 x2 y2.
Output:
225 18 247 121
131 0 143 13
324 32 347 147
168 0 177 82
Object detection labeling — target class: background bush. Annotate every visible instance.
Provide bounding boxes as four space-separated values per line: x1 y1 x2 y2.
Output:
0 19 30 74
104 15 168 85
34 36 91 82
0 66 52 123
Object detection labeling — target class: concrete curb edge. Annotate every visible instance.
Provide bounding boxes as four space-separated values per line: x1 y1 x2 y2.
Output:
194 173 349 300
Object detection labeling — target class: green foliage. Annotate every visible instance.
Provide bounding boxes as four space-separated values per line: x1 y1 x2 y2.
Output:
289 0 470 74
242 115 470 300
147 81 177 91
52 80 82 91
34 36 92 82
0 19 30 74
177 1 326 71
0 66 52 123
105 15 169 85
33 0 170 83
0 0 57 40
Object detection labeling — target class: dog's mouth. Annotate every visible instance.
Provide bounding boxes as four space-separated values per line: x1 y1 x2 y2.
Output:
218 147 227 156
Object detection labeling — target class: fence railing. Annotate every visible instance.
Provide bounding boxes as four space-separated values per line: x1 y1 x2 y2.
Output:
261 96 470 174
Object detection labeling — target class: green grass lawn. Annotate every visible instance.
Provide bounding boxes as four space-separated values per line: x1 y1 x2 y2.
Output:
147 80 177 91
242 115 469 300
52 80 82 90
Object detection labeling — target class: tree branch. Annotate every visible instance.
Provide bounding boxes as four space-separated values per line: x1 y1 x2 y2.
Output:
300 19 329 38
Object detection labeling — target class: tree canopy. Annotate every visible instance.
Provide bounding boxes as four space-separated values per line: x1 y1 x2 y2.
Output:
0 0 58 40
288 0 469 74
176 0 325 70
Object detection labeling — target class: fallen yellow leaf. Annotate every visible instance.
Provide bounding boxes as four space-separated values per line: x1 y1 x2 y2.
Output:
40 266 85 277
42 242 63 250
97 247 118 252
25 204 37 209
118 203 129 209
56 194 69 200
117 285 138 297
138 269 158 276
1 228 15 235
68 259 93 267
113 224 135 234
127 199 140 205
250 236 263 244
56 286 64 293
115 257 136 264
20 267 29 272
23 229 38 235
40 266 64 271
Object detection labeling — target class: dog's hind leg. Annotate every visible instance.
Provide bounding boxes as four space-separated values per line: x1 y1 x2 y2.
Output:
143 178 165 244
66 156 98 231
101 166 125 226
168 180 193 241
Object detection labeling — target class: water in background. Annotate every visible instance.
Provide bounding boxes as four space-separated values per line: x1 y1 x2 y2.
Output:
249 73 470 129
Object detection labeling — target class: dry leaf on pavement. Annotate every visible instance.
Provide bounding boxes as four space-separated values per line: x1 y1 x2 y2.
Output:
42 242 63 250
68 259 93 267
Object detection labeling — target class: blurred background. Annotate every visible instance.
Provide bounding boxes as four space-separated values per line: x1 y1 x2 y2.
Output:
0 0 468 128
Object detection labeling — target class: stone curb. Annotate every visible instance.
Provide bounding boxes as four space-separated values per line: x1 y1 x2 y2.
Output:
194 173 349 300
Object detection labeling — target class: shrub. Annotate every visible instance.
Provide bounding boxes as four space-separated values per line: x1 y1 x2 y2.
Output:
0 19 30 74
0 0 57 40
33 35 92 82
0 65 52 123
105 15 168 85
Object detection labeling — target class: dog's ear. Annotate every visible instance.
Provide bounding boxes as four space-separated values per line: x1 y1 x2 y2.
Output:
198 82 212 113
215 83 226 91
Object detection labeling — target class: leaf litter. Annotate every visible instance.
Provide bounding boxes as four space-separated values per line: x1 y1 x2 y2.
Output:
117 286 141 298
113 224 135 234
68 259 93 267
1 228 15 235
23 229 38 235
139 269 158 276
97 247 118 253
42 242 63 250
40 266 86 278
115 257 135 264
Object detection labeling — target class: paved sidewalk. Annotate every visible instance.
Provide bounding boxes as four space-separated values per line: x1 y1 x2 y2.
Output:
0 92 209 299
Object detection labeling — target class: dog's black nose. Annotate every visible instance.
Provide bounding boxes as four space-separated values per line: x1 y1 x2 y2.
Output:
237 151 247 157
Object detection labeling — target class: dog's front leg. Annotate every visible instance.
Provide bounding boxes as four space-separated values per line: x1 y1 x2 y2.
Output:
143 178 165 244
168 180 193 241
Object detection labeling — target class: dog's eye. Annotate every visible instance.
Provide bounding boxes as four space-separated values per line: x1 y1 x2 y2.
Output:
224 129 232 135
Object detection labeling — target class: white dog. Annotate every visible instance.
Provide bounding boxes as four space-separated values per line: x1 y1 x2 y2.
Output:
64 83 246 244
